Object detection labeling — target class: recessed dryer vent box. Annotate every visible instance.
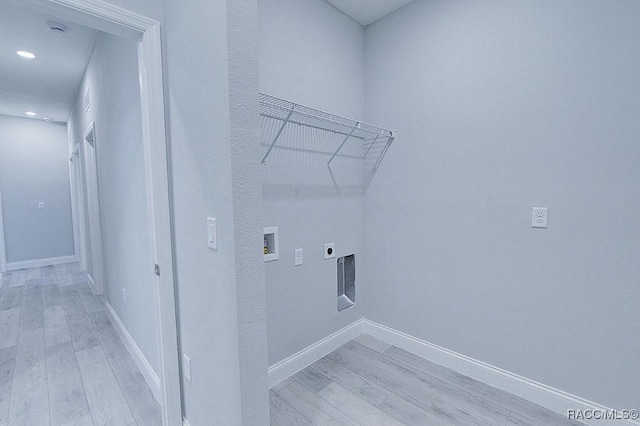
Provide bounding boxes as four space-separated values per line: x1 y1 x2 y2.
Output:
337 254 355 312
263 227 279 262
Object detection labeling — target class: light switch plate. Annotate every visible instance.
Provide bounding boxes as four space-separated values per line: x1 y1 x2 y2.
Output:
531 207 548 228
207 217 217 249
294 248 303 266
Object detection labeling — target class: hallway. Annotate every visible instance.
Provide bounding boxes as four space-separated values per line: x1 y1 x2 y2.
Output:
0 263 161 426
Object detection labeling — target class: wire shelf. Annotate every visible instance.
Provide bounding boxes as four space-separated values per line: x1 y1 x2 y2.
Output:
260 93 395 191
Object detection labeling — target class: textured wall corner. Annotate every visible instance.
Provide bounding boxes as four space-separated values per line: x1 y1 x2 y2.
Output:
227 0 270 424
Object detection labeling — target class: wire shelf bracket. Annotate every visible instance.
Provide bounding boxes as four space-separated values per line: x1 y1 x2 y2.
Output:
259 93 396 190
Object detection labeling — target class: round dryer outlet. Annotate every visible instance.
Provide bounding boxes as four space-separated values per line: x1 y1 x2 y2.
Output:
324 243 336 259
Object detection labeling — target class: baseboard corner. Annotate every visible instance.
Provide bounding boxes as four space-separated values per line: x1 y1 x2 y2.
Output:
268 318 366 388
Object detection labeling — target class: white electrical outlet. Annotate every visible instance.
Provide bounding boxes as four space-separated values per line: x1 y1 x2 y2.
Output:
531 207 548 228
122 288 127 304
38 202 45 209
294 248 303 266
324 243 335 259
183 354 192 383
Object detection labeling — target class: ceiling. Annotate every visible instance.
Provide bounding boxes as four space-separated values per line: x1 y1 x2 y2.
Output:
0 0 410 124
0 3 99 123
325 0 415 26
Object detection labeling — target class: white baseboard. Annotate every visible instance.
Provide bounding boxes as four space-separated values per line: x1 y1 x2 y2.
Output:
6 254 79 271
268 319 366 388
361 319 640 426
268 317 637 426
104 301 161 403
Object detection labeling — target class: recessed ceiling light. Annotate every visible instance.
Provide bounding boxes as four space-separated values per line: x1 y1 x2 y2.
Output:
25 111 37 116
17 50 36 59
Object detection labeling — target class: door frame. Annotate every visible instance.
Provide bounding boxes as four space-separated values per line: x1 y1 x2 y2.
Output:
22 0 182 423
69 141 87 272
81 122 105 295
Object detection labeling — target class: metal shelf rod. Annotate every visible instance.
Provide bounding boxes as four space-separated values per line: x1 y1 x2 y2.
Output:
261 107 294 165
327 123 359 167
260 93 396 190
261 113 365 140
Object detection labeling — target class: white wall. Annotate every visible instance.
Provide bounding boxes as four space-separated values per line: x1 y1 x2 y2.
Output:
227 0 270 423
364 0 640 410
0 115 75 264
259 0 366 366
162 0 269 424
68 33 160 374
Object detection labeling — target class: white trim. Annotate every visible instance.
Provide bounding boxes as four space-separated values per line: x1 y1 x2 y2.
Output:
104 301 161 402
0 188 6 273
69 145 88 272
6 254 79 271
182 418 191 426
136 18 183 426
268 319 365 388
360 319 640 426
82 121 106 296
68 144 82 275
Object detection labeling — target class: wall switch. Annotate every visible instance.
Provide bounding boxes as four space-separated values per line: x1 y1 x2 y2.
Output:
122 288 127 304
207 217 217 250
183 354 192 383
324 243 335 259
531 207 548 228
38 202 45 209
294 248 303 266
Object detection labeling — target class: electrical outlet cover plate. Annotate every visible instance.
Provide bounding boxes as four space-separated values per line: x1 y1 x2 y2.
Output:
532 207 548 228
324 243 336 259
294 248 303 266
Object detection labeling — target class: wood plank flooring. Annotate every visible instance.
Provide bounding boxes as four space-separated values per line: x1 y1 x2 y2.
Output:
0 263 161 426
271 335 585 426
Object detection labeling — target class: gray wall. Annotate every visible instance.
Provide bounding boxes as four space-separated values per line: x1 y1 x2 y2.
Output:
363 0 640 410
68 33 160 374
259 0 366 365
0 114 75 264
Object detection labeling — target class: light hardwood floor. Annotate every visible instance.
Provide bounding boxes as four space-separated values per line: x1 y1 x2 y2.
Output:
0 263 161 426
270 335 585 426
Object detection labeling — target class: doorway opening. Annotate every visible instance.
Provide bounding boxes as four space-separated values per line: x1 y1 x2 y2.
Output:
0 1 181 424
